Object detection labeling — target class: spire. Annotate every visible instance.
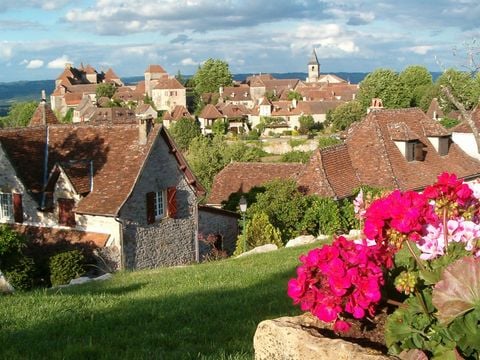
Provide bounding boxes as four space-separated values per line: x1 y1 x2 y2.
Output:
308 49 319 65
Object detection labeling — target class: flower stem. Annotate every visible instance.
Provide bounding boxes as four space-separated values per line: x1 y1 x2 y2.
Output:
443 207 448 255
386 298 408 309
415 289 430 317
405 240 425 271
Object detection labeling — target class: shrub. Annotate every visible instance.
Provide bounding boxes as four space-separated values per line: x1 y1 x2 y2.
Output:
282 130 292 136
234 212 283 255
280 150 312 163
212 118 228 136
298 196 341 236
4 257 35 290
246 129 260 140
298 115 314 135
288 138 307 148
318 136 341 149
49 250 85 286
439 117 460 129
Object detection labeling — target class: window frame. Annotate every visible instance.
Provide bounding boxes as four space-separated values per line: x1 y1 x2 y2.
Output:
153 191 166 219
0 193 13 220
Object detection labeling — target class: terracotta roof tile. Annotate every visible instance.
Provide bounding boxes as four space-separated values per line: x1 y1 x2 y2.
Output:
29 103 59 126
208 162 304 205
200 104 223 119
387 122 420 141
145 64 166 73
153 77 184 90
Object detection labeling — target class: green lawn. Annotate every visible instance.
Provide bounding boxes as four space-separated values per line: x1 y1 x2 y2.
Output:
0 243 320 360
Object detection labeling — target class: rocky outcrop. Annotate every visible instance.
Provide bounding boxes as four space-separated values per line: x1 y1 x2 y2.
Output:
254 315 392 360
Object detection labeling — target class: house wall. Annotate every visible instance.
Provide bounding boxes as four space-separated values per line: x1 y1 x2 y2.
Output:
198 208 239 256
152 88 186 112
119 134 198 269
452 132 480 160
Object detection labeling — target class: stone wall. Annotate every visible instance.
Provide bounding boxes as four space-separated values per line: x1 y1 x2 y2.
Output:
119 134 198 269
198 206 239 257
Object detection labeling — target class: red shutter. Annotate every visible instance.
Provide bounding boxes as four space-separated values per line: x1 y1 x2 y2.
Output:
146 192 155 224
167 187 177 219
58 198 76 227
13 193 23 223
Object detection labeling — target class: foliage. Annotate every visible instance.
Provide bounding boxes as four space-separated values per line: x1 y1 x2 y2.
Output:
298 114 315 135
245 129 260 140
288 138 307 148
280 150 311 163
169 117 201 151
318 136 341 148
212 118 228 136
95 83 116 99
287 91 303 101
298 196 341 236
49 250 85 286
439 117 460 129
399 65 433 107
265 91 279 101
199 233 228 261
0 101 37 128
61 108 73 124
192 58 233 95
247 179 308 243
418 83 441 112
234 212 283 255
436 68 480 113
330 100 365 131
358 69 410 109
187 136 262 191
0 225 35 290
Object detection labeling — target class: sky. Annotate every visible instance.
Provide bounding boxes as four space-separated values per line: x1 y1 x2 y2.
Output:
0 0 479 83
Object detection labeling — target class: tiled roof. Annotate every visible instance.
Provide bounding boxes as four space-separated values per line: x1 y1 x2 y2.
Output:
135 103 154 115
387 122 420 141
426 97 444 120
451 106 480 133
64 92 84 106
105 68 120 80
171 105 192 120
207 162 304 205
199 104 223 119
91 107 137 123
0 124 205 216
145 64 166 73
221 86 252 101
296 100 345 115
29 103 59 126
217 103 250 118
152 77 184 90
11 224 109 248
346 107 480 191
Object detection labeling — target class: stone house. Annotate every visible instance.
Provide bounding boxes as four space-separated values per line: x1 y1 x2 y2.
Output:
144 65 186 112
0 118 238 270
162 105 194 129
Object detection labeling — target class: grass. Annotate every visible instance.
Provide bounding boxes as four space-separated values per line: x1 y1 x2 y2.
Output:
0 243 321 360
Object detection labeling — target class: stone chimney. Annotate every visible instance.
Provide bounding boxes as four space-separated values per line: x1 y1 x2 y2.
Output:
138 117 153 145
367 98 383 113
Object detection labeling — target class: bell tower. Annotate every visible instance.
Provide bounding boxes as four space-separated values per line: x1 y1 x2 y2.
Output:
307 49 320 83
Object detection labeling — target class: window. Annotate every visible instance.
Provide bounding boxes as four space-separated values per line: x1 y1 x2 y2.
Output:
154 191 165 219
0 193 13 219
405 141 425 162
58 198 76 227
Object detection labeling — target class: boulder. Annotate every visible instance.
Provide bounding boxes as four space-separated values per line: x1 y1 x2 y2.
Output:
254 315 392 360
285 235 317 248
0 271 14 294
236 244 278 258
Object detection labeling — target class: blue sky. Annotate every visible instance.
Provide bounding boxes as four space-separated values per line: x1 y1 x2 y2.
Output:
0 0 479 82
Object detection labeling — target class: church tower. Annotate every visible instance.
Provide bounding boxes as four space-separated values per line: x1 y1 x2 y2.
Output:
307 49 320 83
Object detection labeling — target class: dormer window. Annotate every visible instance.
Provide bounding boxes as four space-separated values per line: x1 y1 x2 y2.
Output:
428 136 451 156
404 141 425 162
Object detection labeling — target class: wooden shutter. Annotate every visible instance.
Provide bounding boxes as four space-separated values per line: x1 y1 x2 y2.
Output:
58 198 76 227
167 187 177 219
414 142 424 161
13 193 23 224
146 192 155 224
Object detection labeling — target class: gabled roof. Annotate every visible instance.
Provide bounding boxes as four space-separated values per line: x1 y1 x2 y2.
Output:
221 86 252 102
145 64 166 74
0 124 204 216
170 105 193 120
29 103 59 126
451 106 480 133
207 162 304 205
105 68 120 80
426 97 444 120
199 104 223 119
152 77 184 90
216 103 250 118
135 103 156 115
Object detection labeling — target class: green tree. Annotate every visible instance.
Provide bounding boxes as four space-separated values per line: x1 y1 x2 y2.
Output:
399 65 433 107
357 68 410 109
62 108 74 124
287 91 303 101
436 68 480 113
298 114 314 134
419 83 441 112
169 117 201 151
247 179 308 243
330 100 365 131
234 212 283 255
298 196 341 236
211 118 228 136
192 58 233 95
95 83 116 99
0 101 37 128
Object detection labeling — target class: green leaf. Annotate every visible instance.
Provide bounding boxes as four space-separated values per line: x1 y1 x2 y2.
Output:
432 256 480 325
419 269 441 285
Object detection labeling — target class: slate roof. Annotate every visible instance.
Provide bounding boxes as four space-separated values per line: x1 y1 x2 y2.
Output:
207 162 304 205
0 123 205 216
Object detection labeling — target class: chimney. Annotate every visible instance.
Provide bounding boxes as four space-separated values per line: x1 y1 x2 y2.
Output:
367 98 383 114
291 98 297 108
138 117 153 145
219 86 223 96
41 90 46 125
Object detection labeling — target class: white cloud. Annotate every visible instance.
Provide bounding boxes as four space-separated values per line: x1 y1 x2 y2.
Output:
180 57 198 66
47 55 72 69
26 59 44 69
406 45 434 55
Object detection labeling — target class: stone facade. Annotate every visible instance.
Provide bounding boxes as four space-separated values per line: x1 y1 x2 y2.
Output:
198 206 239 256
119 134 198 269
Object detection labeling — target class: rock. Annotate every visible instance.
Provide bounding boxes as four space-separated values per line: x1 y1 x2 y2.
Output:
0 271 14 294
317 234 330 241
285 235 317 248
346 229 363 239
69 276 91 285
93 273 112 281
236 244 278 258
254 315 392 360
